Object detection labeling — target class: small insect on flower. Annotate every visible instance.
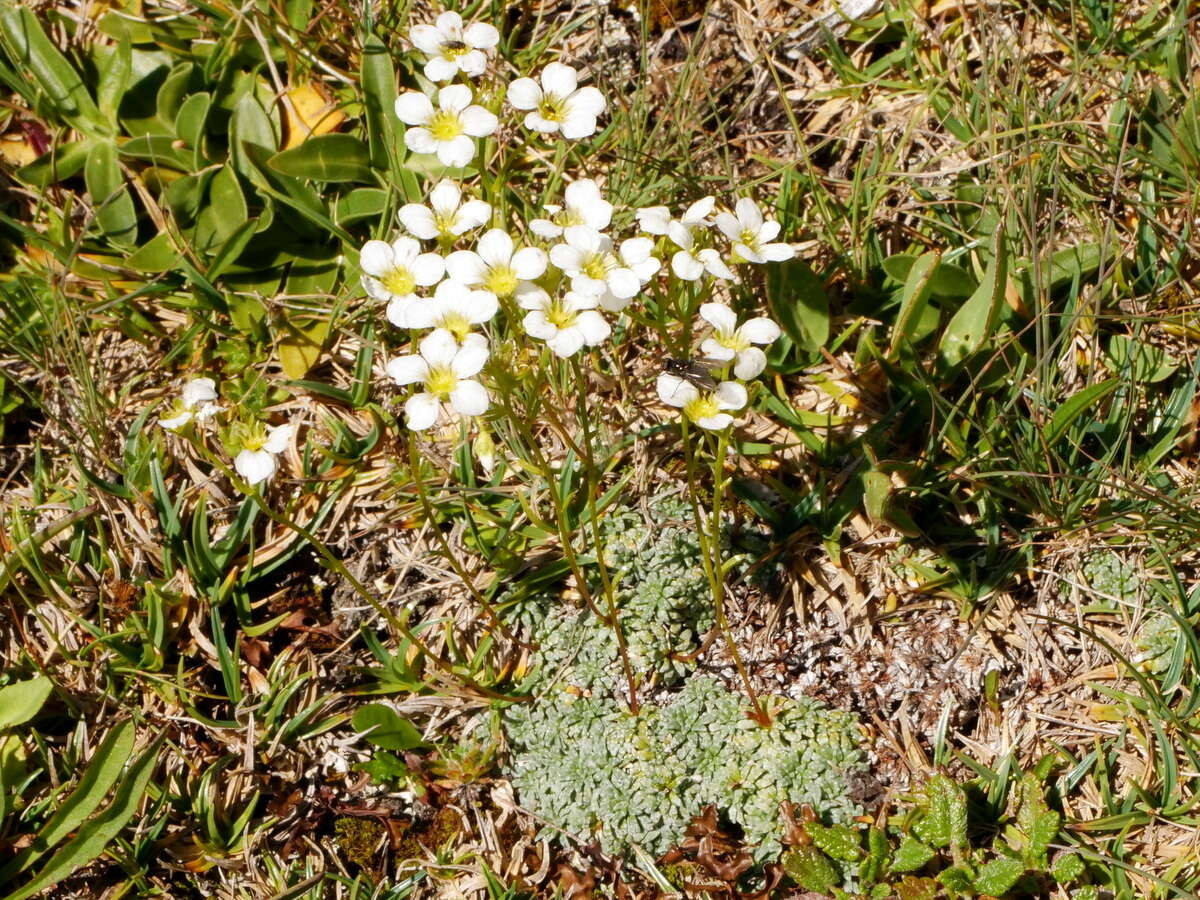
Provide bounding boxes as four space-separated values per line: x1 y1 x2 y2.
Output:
661 356 723 393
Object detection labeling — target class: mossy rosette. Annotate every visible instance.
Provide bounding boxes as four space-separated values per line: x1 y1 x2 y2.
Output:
502 496 866 859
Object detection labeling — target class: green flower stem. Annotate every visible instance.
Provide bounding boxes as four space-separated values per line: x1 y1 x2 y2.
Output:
680 418 766 725
569 354 640 713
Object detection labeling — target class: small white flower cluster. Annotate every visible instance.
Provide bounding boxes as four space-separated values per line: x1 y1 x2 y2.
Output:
157 379 295 487
373 13 793 434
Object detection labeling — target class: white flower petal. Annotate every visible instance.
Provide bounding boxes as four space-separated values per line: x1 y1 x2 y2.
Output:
559 112 597 140
630 258 660 282
409 24 444 55
700 338 736 361
540 62 578 97
671 250 704 281
619 236 654 264
460 105 498 137
437 135 476 168
235 449 277 485
458 50 488 77
386 353 430 385
515 281 551 309
466 289 499 323
636 206 671 235
394 91 434 125
574 310 610 345
529 218 561 239
476 229 514 267
411 252 446 286
451 340 490 378
695 412 733 431
760 242 795 262
429 179 461 211
606 268 641 299
405 127 438 155
549 244 584 272
523 309 557 339
445 250 488 285
698 248 737 280
398 204 439 240
506 77 542 110
734 242 764 264
523 111 560 133
700 302 738 334
569 85 606 118
758 220 781 243
682 196 716 225
455 199 492 232
714 381 748 410
405 392 441 430
713 211 741 241
420 329 459 366
548 327 586 358
450 379 489 416
359 239 394 277
263 423 295 454
438 84 473 112
435 11 463 35
424 56 459 83
388 297 429 329
596 289 629 312
733 347 768 380
182 377 217 408
657 372 697 408
511 246 548 280
735 197 763 230
741 317 782 344
159 410 193 430
667 220 693 251
464 22 500 49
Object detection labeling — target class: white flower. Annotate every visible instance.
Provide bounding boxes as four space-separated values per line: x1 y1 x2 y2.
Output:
446 228 547 300
656 375 747 431
506 62 606 140
159 377 220 430
386 330 490 431
360 237 445 304
713 198 794 264
698 303 781 379
235 423 295 486
529 178 613 239
388 279 498 341
398 180 491 241
395 85 498 168
520 290 611 358
636 196 714 236
667 221 736 282
409 12 500 82
548 226 659 309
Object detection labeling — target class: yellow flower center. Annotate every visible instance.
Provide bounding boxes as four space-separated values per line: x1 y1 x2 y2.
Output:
683 393 720 423
484 265 518 298
537 94 568 123
437 311 473 342
718 330 749 352
425 366 457 399
556 208 583 228
545 299 577 329
382 267 417 297
440 42 469 60
739 228 760 251
428 109 464 142
434 209 457 235
582 254 610 282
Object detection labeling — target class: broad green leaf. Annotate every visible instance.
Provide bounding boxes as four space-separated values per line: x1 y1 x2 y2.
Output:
334 188 388 226
174 91 211 158
766 257 829 352
276 315 330 379
883 254 976 298
1016 774 1060 867
206 219 259 282
124 232 181 273
972 856 1025 895
913 773 967 850
2 736 160 900
891 835 934 872
936 865 975 893
805 822 862 862
230 93 278 187
889 251 940 357
193 165 247 252
117 134 192 170
1105 335 1177 383
96 33 131 123
84 141 137 248
351 704 426 751
1051 852 1085 883
1 721 135 877
361 34 400 172
1045 379 1119 447
0 6 110 136
940 231 1008 367
154 62 195 132
402 153 477 180
862 470 891 524
15 139 91 187
268 134 373 183
893 876 939 900
0 676 52 730
781 846 839 892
